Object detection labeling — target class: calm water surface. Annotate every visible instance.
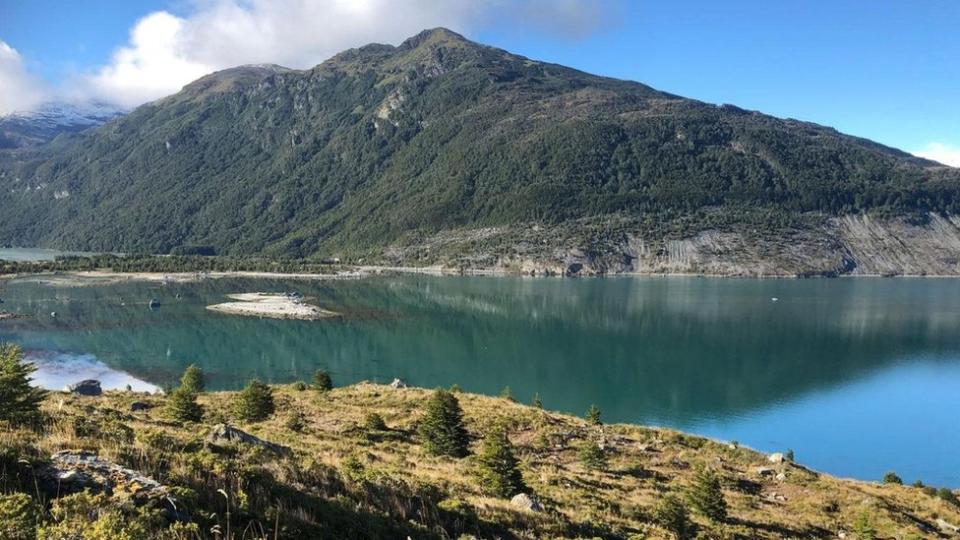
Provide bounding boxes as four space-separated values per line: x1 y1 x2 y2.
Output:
0 274 958 486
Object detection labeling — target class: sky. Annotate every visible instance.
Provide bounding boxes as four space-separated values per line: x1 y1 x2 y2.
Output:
0 0 957 165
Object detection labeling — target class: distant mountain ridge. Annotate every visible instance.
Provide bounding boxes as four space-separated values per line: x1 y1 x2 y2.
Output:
0 101 126 149
0 28 958 275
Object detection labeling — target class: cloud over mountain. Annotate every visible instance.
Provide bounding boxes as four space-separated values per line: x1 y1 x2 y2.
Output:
70 0 616 108
0 40 45 115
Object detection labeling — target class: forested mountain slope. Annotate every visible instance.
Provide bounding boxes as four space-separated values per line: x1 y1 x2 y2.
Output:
1 28 958 275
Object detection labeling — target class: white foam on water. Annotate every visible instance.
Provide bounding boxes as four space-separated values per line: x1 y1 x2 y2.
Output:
25 349 161 393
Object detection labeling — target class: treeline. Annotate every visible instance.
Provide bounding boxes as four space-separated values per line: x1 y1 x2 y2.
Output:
0 254 344 275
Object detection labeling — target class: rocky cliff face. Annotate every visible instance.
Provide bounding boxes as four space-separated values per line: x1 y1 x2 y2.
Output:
386 212 960 277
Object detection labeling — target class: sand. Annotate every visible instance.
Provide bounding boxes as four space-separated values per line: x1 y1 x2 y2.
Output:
206 293 340 320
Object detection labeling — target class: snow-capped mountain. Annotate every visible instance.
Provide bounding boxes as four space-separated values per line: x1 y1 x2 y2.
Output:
0 101 126 149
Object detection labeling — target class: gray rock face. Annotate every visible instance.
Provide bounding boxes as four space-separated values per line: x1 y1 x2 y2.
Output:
767 452 785 464
40 451 170 503
206 424 292 456
510 493 543 512
67 379 102 396
389 378 408 389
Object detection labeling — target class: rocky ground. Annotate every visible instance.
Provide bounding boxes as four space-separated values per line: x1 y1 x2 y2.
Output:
1 382 958 538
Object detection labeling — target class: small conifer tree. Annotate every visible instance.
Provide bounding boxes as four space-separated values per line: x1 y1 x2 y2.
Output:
363 412 387 431
687 467 727 522
532 393 543 409
475 424 525 498
312 369 333 392
418 388 469 457
883 471 903 485
180 364 205 394
499 386 514 402
0 343 46 425
655 495 693 540
578 441 607 470
234 379 275 422
585 404 602 425
165 386 203 422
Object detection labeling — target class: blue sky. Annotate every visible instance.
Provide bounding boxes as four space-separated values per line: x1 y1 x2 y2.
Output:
0 0 957 164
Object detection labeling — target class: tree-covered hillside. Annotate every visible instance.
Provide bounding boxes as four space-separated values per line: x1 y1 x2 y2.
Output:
0 28 957 269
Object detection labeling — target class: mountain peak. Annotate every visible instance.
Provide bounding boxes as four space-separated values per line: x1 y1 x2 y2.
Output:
399 27 471 50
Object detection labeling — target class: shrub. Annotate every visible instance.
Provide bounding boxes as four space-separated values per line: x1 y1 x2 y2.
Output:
0 343 46 425
292 381 308 391
532 393 542 409
475 424 525 498
0 493 36 540
418 388 469 458
363 412 388 431
165 386 203 422
284 410 305 432
312 369 333 392
578 441 607 471
853 509 876 540
234 380 275 422
499 386 514 402
180 364 205 393
938 487 959 506
585 404 602 425
687 467 727 522
882 471 903 485
655 495 693 540
341 455 366 483
785 448 795 462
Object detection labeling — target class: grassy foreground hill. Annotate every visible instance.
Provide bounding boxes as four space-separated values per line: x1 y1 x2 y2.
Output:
2 381 959 539
1 29 959 276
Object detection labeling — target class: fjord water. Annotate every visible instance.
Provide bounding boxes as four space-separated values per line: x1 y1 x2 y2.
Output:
1 275 958 486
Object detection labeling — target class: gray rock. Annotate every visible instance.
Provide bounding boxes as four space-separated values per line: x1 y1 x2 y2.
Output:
389 378 408 389
767 452 785 464
510 493 543 512
67 379 102 396
754 466 776 477
206 424 291 456
130 401 151 412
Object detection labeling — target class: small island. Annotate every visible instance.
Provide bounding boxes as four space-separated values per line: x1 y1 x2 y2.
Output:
206 292 339 320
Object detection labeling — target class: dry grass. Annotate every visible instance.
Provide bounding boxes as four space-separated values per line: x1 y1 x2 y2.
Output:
2 383 958 539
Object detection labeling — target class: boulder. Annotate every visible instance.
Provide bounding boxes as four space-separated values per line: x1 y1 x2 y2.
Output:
40 451 170 503
389 378 408 389
206 424 292 456
510 493 543 512
754 466 776 477
67 379 102 396
767 452 785 464
130 401 151 412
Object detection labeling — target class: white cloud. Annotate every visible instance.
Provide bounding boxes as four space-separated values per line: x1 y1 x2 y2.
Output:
0 40 46 115
913 142 960 168
71 0 615 108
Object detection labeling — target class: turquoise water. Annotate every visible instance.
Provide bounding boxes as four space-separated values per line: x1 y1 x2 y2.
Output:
0 247 95 261
1 274 958 486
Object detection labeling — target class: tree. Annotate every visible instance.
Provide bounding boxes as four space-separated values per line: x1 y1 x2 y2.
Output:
0 343 46 425
234 380 275 422
364 412 387 431
532 393 542 409
687 467 727 522
882 471 903 485
585 404 602 425
418 388 469 457
853 510 876 540
180 364 205 394
499 386 514 402
655 495 693 540
312 369 333 392
475 424 525 498
165 386 203 422
578 441 607 471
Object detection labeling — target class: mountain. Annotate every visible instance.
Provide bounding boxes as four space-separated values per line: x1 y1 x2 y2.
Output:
0 101 126 149
1 28 958 275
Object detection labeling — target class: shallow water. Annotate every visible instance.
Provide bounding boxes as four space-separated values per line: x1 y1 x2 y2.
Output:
0 247 94 262
1 274 958 486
